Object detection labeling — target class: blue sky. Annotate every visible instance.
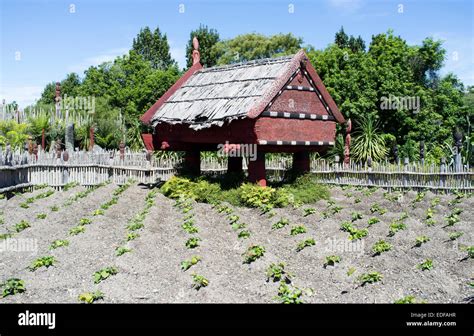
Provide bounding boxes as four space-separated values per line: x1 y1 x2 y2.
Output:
1 0 473 107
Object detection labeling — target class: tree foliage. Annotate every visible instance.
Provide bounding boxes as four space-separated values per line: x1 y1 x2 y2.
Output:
186 24 220 68
132 26 176 70
212 33 303 65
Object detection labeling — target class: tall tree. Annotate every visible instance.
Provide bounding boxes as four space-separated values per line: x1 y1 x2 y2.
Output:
132 26 176 70
335 26 349 49
186 25 220 68
38 73 82 105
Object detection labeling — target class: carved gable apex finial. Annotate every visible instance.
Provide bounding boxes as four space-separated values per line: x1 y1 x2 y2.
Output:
192 37 200 65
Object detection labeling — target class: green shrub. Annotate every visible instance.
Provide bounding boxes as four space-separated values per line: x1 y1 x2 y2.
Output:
418 259 433 271
78 291 104 304
29 256 56 271
14 220 30 232
266 263 292 282
296 238 315 252
116 246 131 256
36 213 47 219
69 225 85 236
185 237 201 249
1 278 26 297
49 240 69 250
324 255 341 268
93 267 118 283
272 218 289 230
191 273 209 290
368 217 380 226
243 245 265 264
414 236 430 247
274 282 304 304
388 222 406 236
290 225 307 236
372 240 392 255
359 272 382 285
181 256 201 271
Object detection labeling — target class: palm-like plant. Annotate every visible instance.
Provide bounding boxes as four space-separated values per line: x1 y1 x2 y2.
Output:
0 120 30 149
351 114 388 162
28 112 50 145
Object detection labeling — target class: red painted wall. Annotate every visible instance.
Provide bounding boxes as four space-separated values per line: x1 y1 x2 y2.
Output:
255 118 336 142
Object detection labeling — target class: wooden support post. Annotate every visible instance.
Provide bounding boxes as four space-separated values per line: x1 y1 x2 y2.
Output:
184 150 200 176
248 151 266 186
292 151 310 175
228 156 243 174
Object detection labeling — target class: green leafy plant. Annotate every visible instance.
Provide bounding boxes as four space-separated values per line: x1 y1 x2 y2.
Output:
388 222 406 237
351 212 363 222
29 256 56 271
19 202 29 209
36 213 47 220
445 213 460 226
417 259 434 271
358 272 383 286
78 291 104 304
51 205 59 212
398 212 409 221
296 238 315 252
394 295 426 304
412 192 426 207
274 282 304 304
449 232 463 240
370 203 381 213
185 237 201 249
414 236 430 247
340 222 368 240
243 245 265 264
49 240 69 250
79 218 92 225
431 197 441 207
290 225 307 236
238 230 251 239
266 263 292 283
372 240 392 256
92 209 105 216
354 197 361 204
1 278 26 297
324 255 341 268
126 232 140 241
93 267 118 284
272 218 289 230
0 233 12 240
303 208 316 217
182 220 199 234
14 220 30 232
368 217 380 226
191 273 209 290
232 222 247 230
181 256 201 271
116 246 131 256
351 114 388 162
227 214 239 224
69 225 85 236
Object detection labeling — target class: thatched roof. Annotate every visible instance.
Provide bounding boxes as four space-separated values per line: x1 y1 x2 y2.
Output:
142 50 344 129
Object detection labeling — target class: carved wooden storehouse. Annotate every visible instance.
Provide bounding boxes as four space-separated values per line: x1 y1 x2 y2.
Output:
141 40 345 186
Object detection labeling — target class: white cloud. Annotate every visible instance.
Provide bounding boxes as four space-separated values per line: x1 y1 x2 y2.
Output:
67 47 128 74
0 85 44 109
